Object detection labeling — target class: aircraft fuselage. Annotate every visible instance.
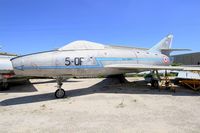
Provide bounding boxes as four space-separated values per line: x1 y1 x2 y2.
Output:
11 48 170 77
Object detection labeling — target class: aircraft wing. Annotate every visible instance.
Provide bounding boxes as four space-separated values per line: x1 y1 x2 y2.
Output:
105 64 200 72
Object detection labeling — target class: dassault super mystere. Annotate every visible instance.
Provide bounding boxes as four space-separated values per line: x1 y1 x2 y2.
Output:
0 52 16 90
11 34 200 98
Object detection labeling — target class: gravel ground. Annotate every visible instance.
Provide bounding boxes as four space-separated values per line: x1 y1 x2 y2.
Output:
0 77 200 133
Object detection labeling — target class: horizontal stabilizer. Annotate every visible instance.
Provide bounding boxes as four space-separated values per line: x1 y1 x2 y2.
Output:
161 48 191 56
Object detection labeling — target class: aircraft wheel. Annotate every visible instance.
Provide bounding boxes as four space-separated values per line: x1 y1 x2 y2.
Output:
151 80 159 89
55 89 65 98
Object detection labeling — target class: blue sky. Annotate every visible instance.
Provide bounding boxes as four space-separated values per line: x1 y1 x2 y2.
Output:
0 0 200 55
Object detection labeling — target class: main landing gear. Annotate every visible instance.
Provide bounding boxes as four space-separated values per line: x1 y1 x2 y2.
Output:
55 77 65 98
148 70 175 92
151 70 160 89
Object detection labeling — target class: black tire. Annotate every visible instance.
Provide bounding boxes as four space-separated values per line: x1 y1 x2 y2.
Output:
55 89 65 98
151 80 159 89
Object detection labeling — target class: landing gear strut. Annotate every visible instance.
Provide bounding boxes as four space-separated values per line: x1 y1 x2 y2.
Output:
148 70 160 89
0 78 9 91
55 77 65 98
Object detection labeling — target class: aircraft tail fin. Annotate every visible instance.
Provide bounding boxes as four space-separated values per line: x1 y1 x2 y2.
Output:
148 34 190 56
148 34 173 52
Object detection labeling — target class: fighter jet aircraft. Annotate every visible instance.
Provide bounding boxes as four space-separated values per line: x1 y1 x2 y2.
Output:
0 52 16 90
11 34 200 98
0 51 30 90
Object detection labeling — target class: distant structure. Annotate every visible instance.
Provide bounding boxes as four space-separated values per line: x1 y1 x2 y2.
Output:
172 52 200 65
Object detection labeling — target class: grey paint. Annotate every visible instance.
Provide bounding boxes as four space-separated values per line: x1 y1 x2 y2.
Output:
11 35 174 78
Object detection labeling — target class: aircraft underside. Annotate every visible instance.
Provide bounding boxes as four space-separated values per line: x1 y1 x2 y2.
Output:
14 68 138 77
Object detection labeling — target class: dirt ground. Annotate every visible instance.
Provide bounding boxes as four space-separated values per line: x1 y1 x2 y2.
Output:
0 77 200 133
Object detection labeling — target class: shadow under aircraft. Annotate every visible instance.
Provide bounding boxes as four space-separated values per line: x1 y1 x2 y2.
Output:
1 78 199 106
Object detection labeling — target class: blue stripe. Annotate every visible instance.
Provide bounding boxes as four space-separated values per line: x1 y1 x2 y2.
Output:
14 57 162 70
96 57 161 61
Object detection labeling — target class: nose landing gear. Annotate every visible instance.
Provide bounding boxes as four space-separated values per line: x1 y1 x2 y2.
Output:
55 77 65 98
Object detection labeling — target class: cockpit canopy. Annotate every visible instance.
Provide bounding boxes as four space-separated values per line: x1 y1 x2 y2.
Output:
58 40 105 51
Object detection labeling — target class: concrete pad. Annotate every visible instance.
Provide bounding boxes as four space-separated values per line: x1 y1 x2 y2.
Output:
0 77 200 133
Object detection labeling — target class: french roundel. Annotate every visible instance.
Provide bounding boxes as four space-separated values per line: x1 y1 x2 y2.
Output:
163 56 169 64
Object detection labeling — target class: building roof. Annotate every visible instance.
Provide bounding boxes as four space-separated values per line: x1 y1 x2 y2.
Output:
172 52 200 56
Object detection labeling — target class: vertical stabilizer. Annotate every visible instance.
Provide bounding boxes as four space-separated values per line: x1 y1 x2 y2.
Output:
148 34 173 53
